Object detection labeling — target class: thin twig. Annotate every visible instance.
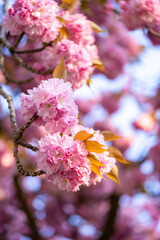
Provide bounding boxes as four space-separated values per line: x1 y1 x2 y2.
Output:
14 143 45 176
0 45 34 84
14 42 53 54
14 175 42 240
0 85 18 135
15 113 39 141
11 32 24 51
18 141 38 152
12 53 53 75
0 37 54 75
0 61 34 84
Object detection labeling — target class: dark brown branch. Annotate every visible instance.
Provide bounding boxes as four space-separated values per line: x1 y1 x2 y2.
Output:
0 45 34 84
14 175 42 240
99 194 120 240
15 113 38 141
14 42 53 54
12 52 53 75
18 140 39 152
14 143 45 176
11 32 25 50
0 5 45 177
0 85 18 135
0 37 54 75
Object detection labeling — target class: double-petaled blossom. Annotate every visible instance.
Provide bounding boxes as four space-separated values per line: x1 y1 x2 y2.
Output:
37 125 116 191
37 133 91 192
60 11 95 46
20 78 78 134
120 0 160 30
40 39 97 89
3 0 62 42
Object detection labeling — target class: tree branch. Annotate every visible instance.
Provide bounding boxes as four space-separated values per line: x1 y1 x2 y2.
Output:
11 32 25 50
0 85 18 135
99 194 120 240
18 141 39 152
0 37 54 75
12 52 53 75
15 113 39 141
14 143 45 176
14 175 42 240
14 42 53 54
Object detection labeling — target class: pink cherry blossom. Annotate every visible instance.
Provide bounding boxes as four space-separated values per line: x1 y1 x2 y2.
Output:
20 78 78 134
40 39 96 89
3 0 62 42
60 11 95 46
120 0 160 30
37 133 91 192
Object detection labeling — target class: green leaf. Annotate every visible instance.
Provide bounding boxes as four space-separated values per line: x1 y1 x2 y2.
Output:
101 131 122 141
84 140 107 153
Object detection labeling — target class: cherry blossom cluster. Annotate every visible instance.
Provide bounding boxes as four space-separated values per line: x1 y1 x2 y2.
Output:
3 0 99 89
38 10 98 89
3 0 62 42
20 78 78 134
120 0 160 30
40 39 97 89
37 125 116 192
20 78 116 191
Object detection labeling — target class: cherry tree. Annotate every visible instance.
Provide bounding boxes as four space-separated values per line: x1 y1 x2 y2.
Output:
0 0 160 240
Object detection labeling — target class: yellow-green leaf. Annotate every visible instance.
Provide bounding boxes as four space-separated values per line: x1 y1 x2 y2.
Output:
52 57 66 81
108 146 129 164
74 130 94 142
87 153 105 167
101 131 122 141
90 21 103 33
84 140 107 153
106 164 120 184
91 163 103 177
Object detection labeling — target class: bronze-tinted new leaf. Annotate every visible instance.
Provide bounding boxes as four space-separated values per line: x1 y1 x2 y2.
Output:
101 131 122 141
62 0 72 4
92 58 106 72
106 164 120 184
74 130 94 142
90 21 103 33
52 57 67 81
87 153 105 167
91 163 103 177
84 140 107 153
108 146 129 164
